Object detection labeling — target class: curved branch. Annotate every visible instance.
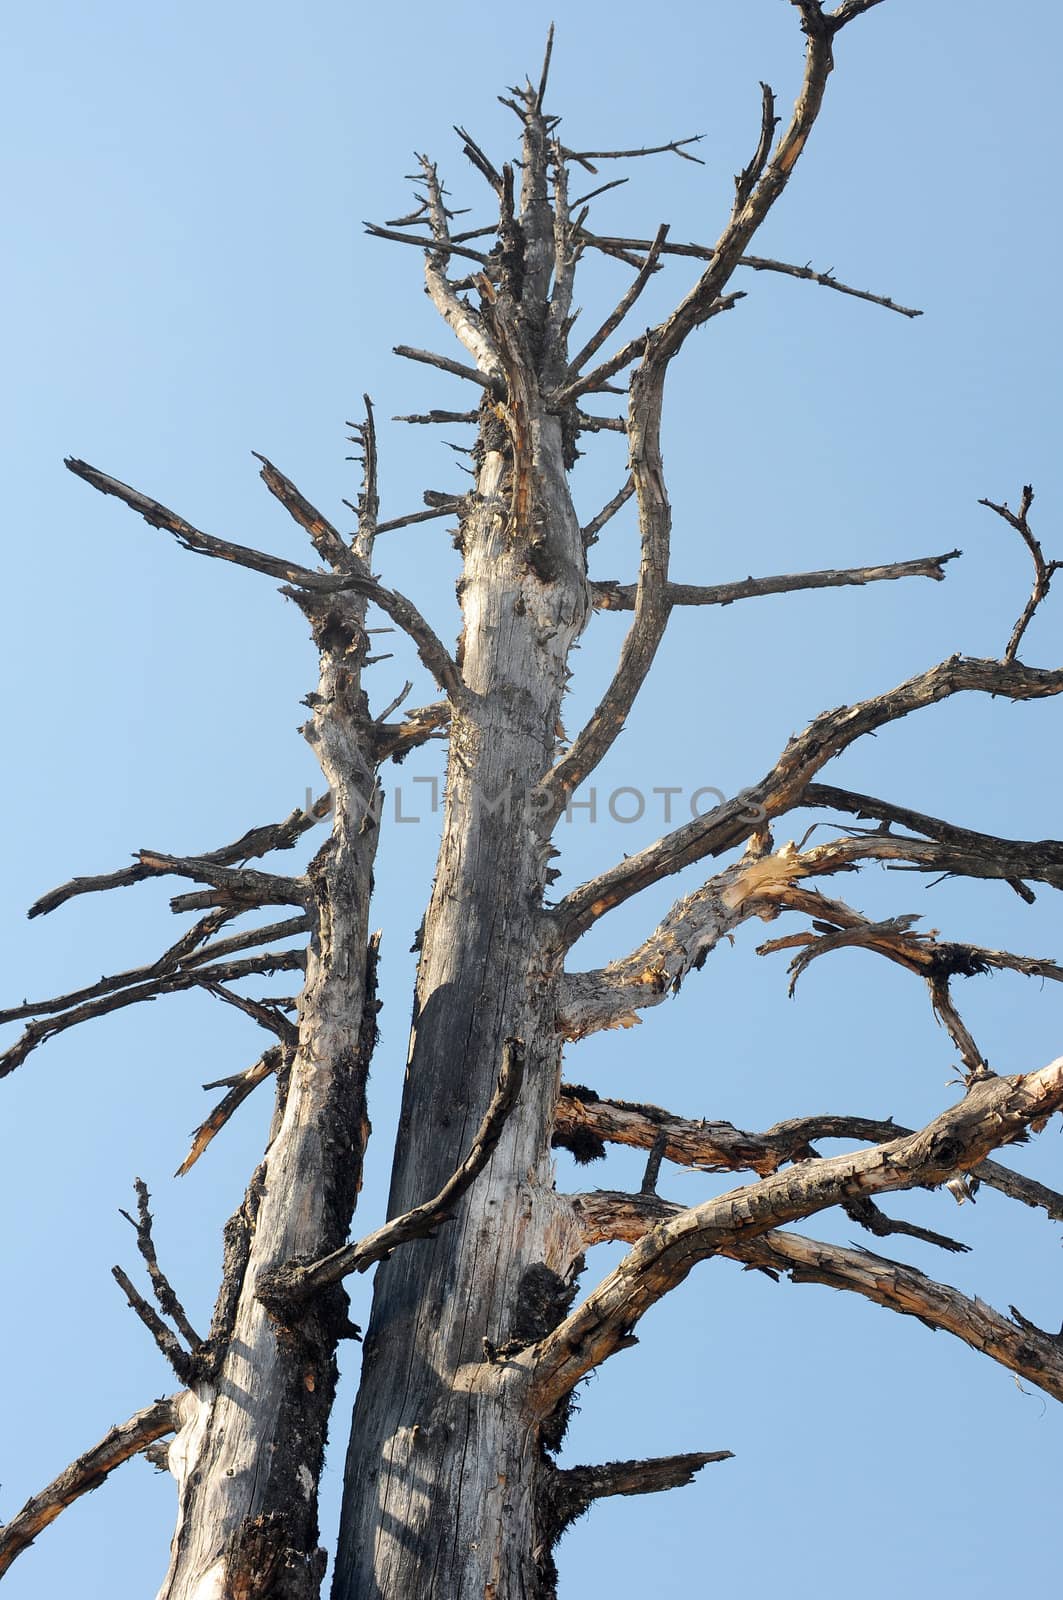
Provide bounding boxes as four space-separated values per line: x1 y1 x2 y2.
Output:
0 1397 178 1579
802 782 1063 899
530 1058 1063 1406
27 802 329 920
64 459 326 586
556 845 781 1037
0 951 305 1079
571 1193 1063 1402
555 1085 1063 1221
980 485 1062 664
66 457 465 701
258 1038 525 1313
554 654 1063 935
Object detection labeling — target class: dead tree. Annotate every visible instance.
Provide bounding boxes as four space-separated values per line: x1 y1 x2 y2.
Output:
3 3 1063 1595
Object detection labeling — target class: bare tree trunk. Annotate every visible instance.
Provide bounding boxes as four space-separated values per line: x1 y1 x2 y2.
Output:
334 407 589 1596
154 494 384 1599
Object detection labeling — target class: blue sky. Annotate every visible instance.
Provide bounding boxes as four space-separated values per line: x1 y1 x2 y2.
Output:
2 2 1062 1595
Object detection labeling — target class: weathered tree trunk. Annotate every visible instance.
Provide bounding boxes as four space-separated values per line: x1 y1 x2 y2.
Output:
157 540 383 1599
333 405 589 1595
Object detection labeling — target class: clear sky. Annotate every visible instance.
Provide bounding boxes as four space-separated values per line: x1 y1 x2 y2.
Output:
2 2 1062 1595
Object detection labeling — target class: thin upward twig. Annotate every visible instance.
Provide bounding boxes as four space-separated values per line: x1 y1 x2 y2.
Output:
979 486 1061 662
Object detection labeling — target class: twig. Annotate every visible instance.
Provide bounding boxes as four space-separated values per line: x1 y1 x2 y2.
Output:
363 222 490 266
119 1179 203 1348
453 124 504 193
555 290 743 409
0 951 305 1079
740 255 922 317
979 486 1061 662
535 23 555 112
348 395 379 550
0 917 307 1025
578 232 922 317
560 136 705 169
204 982 299 1044
567 224 669 376
27 801 328 920
393 344 496 389
111 1265 199 1385
570 177 629 208
1 910 226 1022
841 1195 969 1254
373 698 451 762
581 475 635 546
374 500 463 535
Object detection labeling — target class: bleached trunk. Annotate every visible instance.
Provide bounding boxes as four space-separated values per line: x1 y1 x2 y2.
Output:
332 422 589 1598
159 615 380 1600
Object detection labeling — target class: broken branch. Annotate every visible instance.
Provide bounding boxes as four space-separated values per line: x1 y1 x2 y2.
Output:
0 1397 178 1579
